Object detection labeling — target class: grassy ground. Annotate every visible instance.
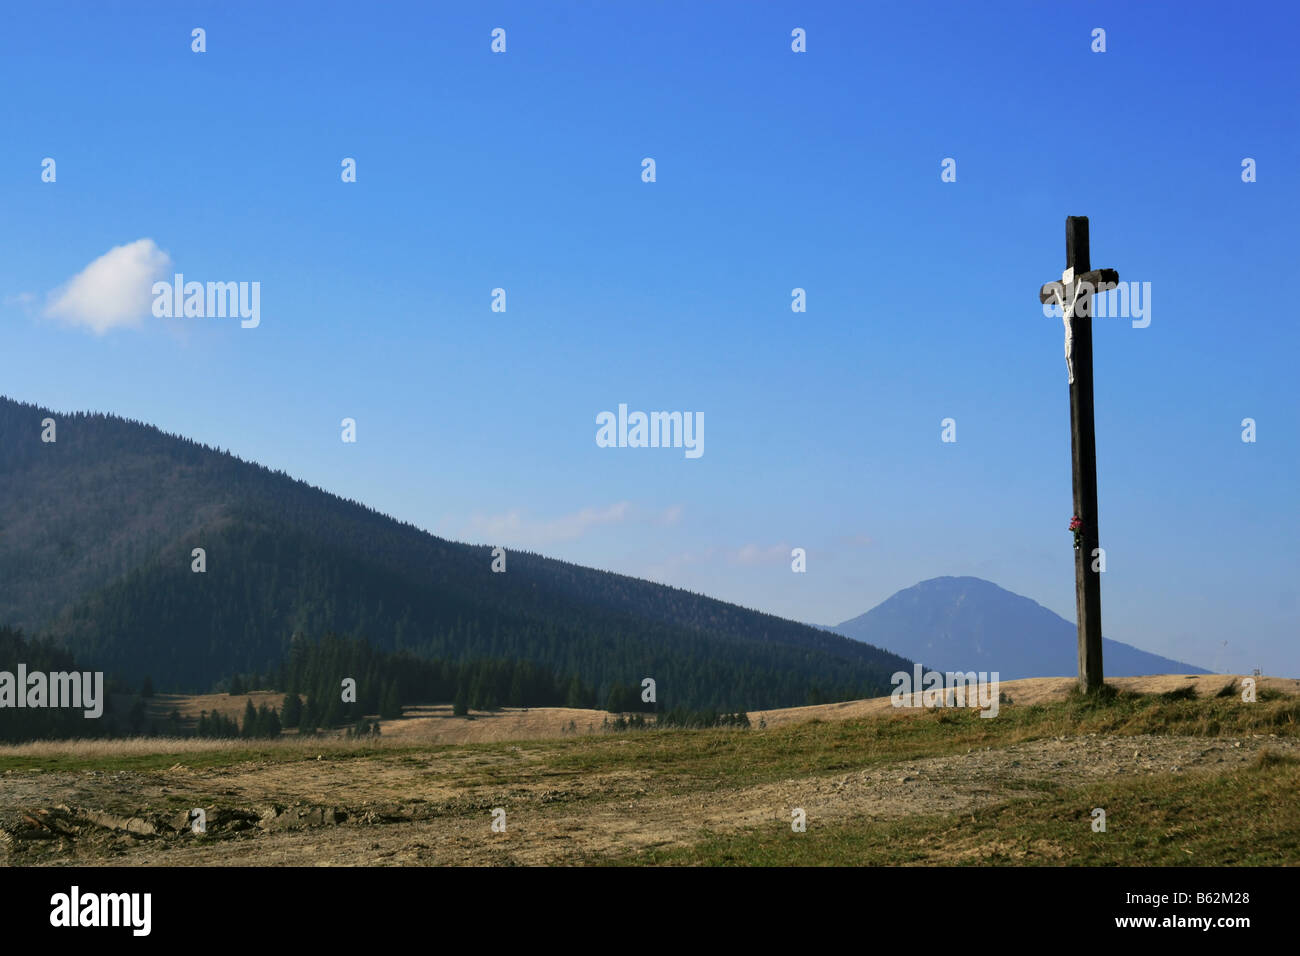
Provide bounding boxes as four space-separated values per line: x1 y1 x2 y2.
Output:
2 681 1297 865
606 748 1300 866
5 682 1295 775
548 684 1300 787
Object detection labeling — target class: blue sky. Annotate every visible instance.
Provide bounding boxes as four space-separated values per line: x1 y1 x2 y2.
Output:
2 1 1296 676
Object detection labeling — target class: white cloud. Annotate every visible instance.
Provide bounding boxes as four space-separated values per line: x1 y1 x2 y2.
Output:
44 238 171 334
655 504 684 526
643 547 716 583
459 501 632 548
730 543 790 566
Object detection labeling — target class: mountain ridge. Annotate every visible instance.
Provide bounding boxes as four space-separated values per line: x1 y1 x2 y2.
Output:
828 575 1210 679
0 395 911 709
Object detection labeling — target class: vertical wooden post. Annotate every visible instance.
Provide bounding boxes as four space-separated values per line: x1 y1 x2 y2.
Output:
1066 216 1104 693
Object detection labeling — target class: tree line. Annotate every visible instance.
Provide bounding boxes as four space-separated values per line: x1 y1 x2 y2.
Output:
603 709 751 732
269 633 601 731
194 700 282 739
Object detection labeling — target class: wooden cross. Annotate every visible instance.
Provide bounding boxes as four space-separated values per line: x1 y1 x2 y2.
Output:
1038 216 1117 694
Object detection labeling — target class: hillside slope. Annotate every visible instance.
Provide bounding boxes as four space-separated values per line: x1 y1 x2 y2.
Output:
0 396 909 707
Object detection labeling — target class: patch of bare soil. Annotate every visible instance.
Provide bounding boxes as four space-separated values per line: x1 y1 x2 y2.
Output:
381 705 609 744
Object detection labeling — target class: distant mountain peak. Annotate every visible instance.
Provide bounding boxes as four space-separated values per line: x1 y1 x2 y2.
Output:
830 577 1208 679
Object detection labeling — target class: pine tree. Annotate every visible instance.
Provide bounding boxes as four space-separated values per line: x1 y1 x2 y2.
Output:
565 675 585 709
323 694 344 728
281 693 302 729
241 699 258 738
452 688 468 717
606 683 633 714
379 682 401 720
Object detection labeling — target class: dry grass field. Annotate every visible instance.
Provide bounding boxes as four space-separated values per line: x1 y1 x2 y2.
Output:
2 674 1297 866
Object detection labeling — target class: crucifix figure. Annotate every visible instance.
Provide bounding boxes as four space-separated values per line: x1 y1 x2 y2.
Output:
1038 216 1118 694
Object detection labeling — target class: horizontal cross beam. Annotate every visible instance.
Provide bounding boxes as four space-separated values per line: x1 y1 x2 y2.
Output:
1039 268 1120 304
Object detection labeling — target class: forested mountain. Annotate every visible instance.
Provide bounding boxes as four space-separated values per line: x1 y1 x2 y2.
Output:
830 576 1209 679
0 396 911 710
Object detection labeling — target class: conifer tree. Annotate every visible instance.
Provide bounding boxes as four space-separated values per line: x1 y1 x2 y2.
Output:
379 682 401 720
565 675 586 709
262 705 281 737
281 693 302 729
